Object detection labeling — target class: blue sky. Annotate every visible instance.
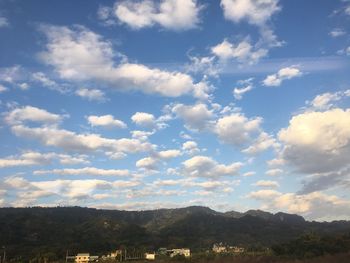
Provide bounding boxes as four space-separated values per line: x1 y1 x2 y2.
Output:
1 0 350 221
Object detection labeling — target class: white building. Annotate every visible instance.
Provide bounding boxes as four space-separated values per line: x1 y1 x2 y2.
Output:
169 248 191 258
75 253 90 263
145 252 156 260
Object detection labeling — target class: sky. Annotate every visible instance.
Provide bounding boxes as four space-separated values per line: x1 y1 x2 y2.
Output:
0 0 350 221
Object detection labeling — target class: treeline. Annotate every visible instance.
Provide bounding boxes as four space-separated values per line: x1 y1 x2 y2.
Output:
271 232 350 258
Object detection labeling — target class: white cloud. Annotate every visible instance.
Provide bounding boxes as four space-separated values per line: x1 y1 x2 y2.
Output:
329 28 346 38
136 149 181 171
5 105 63 125
87 115 127 129
0 84 8 93
220 0 280 26
279 108 350 174
40 25 208 98
262 66 302 87
182 155 242 178
242 132 277 154
243 171 256 177
265 168 283 176
32 72 66 93
253 180 279 188
34 167 130 177
157 149 181 159
307 90 350 111
11 124 154 154
182 141 200 155
215 113 262 147
0 16 9 27
131 112 156 128
233 85 253 100
114 0 202 31
248 189 350 221
0 151 53 168
136 156 159 171
171 103 214 131
211 39 268 64
75 88 107 102
247 189 281 200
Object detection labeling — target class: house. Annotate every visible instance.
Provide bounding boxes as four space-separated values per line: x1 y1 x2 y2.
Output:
168 248 191 258
212 243 227 253
145 252 156 260
75 253 99 263
228 246 244 253
75 253 90 263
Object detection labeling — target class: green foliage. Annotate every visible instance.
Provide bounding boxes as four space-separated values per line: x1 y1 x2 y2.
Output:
271 232 350 258
0 207 350 262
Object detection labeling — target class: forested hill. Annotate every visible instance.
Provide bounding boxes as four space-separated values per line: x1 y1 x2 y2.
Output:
1 206 350 261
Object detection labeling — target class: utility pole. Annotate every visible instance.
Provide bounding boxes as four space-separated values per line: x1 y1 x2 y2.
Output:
2 246 6 263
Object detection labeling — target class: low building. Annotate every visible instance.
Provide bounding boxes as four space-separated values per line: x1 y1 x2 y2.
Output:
75 253 90 263
75 253 99 263
228 246 244 253
212 243 227 253
145 252 156 260
169 248 191 258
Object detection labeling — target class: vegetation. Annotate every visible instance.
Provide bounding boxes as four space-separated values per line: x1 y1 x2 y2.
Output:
0 206 350 262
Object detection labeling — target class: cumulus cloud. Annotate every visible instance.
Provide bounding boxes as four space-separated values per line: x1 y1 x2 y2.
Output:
220 0 280 26
182 141 200 155
75 88 107 102
6 105 154 155
0 84 8 93
131 112 156 128
262 66 302 87
214 113 262 147
242 132 277 154
171 103 214 131
87 115 127 129
211 39 268 64
253 180 279 188
11 125 153 154
306 90 350 111
279 108 350 174
113 0 202 31
329 28 346 38
4 105 63 126
136 149 181 172
34 167 130 177
39 25 208 98
0 151 89 168
248 189 350 221
0 16 9 27
182 155 242 178
265 168 283 176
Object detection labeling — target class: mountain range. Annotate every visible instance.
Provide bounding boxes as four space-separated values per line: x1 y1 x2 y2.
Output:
1 206 350 261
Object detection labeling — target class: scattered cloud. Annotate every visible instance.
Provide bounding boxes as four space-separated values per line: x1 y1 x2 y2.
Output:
265 168 283 176
34 167 130 177
0 16 9 27
220 0 280 26
182 155 242 178
113 0 202 31
87 115 127 129
329 28 346 37
211 39 268 65
39 25 209 98
253 180 279 188
0 84 8 93
4 105 63 126
279 108 350 174
75 88 107 102
262 66 302 87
